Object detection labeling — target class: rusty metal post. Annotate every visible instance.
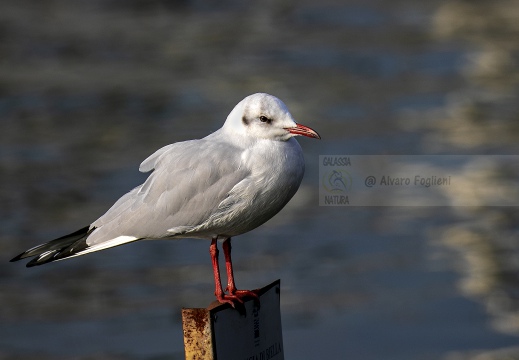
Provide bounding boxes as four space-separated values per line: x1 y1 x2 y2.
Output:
182 307 214 360
182 280 284 360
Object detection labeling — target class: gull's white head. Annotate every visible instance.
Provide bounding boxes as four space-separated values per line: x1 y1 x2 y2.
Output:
223 93 320 141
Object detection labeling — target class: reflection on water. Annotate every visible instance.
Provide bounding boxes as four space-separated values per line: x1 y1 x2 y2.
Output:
429 1 519 358
1 0 519 359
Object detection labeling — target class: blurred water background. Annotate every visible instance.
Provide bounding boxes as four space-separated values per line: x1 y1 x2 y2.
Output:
1 0 519 359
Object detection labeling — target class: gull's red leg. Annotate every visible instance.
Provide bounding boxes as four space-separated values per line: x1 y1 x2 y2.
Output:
222 238 259 301
209 237 235 307
222 238 237 294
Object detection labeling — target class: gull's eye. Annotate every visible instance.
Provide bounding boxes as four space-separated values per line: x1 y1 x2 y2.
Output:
259 116 271 123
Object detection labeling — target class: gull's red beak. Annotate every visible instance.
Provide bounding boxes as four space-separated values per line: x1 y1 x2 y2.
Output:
285 123 321 139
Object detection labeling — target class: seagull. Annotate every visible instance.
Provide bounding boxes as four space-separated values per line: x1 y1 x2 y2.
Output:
10 93 320 306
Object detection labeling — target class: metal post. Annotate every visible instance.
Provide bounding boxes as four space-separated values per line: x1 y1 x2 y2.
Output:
182 280 284 360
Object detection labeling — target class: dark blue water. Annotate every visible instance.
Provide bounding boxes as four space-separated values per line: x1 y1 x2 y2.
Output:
2 1 519 359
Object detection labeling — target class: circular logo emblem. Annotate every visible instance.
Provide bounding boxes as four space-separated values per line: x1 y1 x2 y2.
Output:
322 169 352 193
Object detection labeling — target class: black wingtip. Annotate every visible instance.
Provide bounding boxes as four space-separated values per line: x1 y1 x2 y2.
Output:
9 225 93 267
26 257 48 267
9 254 24 263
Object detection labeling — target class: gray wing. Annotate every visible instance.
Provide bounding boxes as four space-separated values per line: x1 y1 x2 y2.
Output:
139 143 176 173
88 138 250 244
